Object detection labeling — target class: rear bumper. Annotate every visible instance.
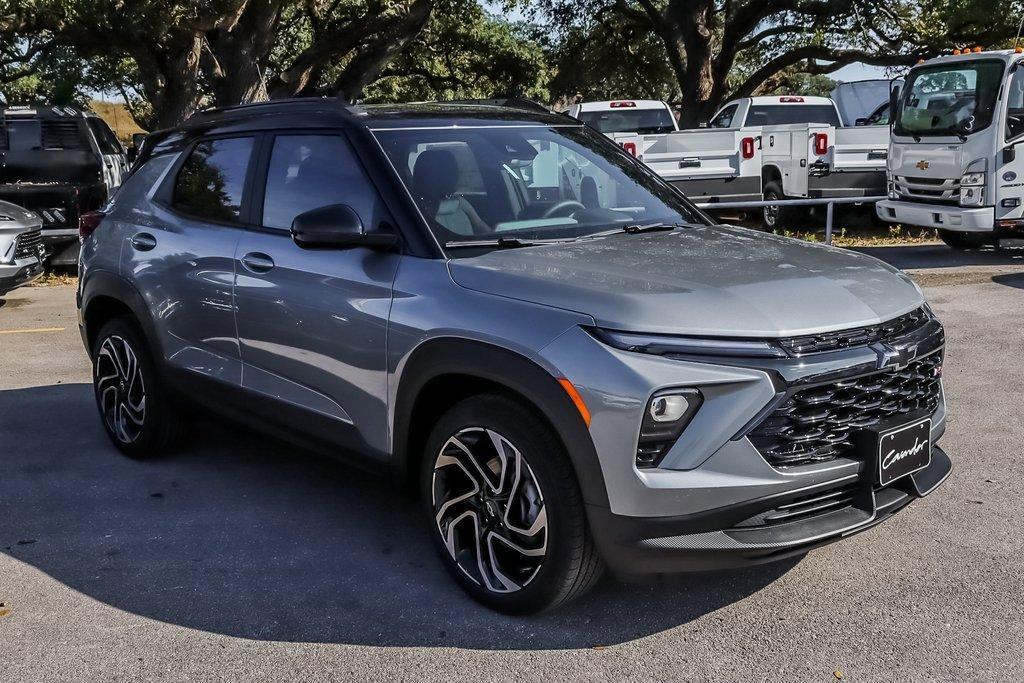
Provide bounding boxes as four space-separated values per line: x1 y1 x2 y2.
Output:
876 200 995 232
589 444 951 575
0 257 44 295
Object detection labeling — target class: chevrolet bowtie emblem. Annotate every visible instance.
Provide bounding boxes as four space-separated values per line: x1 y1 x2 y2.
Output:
915 160 930 170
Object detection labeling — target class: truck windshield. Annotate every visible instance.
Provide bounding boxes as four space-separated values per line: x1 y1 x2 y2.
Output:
895 60 1004 137
578 109 676 135
374 125 704 250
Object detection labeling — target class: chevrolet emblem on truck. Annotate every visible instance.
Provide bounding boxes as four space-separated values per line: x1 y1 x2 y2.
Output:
916 160 930 170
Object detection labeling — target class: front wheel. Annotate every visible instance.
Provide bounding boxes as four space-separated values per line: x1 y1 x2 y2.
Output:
938 229 989 250
422 394 602 613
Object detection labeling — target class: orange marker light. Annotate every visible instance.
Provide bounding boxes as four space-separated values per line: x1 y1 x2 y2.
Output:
1016 46 1023 54
952 49 961 55
558 378 591 427
973 46 983 53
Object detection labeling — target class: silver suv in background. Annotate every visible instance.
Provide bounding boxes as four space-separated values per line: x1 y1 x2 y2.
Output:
0 200 45 296
77 101 951 613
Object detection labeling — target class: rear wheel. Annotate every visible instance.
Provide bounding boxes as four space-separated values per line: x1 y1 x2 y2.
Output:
762 181 808 230
91 317 182 458
938 229 989 250
421 394 602 613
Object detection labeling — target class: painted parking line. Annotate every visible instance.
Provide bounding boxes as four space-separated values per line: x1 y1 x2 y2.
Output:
0 327 66 335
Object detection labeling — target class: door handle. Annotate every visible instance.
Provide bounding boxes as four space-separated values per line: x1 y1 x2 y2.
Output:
241 252 275 273
130 233 157 251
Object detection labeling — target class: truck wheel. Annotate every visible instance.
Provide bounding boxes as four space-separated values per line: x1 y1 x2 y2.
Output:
762 182 808 231
422 394 602 613
91 317 183 458
938 229 989 250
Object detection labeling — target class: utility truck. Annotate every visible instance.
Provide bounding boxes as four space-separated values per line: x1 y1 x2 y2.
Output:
563 100 678 135
876 48 1024 248
609 95 889 228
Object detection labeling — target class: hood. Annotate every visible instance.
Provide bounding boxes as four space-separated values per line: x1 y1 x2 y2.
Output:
447 225 924 338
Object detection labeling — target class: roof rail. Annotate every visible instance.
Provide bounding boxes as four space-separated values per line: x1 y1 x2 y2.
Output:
442 97 553 113
186 96 344 122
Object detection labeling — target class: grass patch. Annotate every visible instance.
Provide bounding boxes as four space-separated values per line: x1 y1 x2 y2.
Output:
30 271 78 287
772 226 940 247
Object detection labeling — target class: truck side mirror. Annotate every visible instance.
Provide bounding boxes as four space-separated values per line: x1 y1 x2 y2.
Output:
1004 144 1016 164
888 85 901 123
855 118 868 126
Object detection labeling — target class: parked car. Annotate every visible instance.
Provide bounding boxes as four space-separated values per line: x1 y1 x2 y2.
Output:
564 100 679 135
0 199 45 296
78 100 951 613
0 104 129 266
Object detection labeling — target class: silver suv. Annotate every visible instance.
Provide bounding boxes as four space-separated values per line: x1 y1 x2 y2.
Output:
78 101 950 613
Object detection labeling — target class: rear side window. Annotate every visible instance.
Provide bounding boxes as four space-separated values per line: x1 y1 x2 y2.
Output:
261 134 385 230
746 105 841 126
173 137 255 223
87 118 123 155
708 104 738 128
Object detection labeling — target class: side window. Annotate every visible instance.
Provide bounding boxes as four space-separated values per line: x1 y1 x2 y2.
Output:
262 134 385 230
173 137 255 223
708 104 738 128
87 118 122 155
1008 67 1024 139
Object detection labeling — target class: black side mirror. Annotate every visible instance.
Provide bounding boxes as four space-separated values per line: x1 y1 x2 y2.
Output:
889 85 901 123
855 117 868 126
291 204 397 249
126 145 138 163
1004 143 1017 164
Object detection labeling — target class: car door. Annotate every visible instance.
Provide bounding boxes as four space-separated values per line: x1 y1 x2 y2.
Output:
233 131 401 459
124 135 256 388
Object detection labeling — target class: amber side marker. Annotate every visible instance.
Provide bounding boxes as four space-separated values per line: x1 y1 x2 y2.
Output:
558 378 591 427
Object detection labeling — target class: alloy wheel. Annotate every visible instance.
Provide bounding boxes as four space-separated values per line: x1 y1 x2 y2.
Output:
95 335 147 444
431 427 548 594
763 193 780 228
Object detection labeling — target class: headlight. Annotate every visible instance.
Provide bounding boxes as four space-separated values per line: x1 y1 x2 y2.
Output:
591 328 786 358
960 184 984 206
961 172 985 187
637 388 703 468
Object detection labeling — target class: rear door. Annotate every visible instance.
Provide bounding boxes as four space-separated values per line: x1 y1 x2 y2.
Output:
125 135 255 386
233 131 400 459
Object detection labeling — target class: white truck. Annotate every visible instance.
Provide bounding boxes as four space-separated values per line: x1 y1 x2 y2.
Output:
604 95 889 228
563 100 678 135
876 48 1024 249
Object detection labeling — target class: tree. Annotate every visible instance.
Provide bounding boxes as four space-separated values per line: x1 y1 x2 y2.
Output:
529 0 1024 127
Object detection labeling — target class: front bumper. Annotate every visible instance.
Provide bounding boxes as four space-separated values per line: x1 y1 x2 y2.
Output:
876 199 994 232
588 445 950 574
0 257 44 295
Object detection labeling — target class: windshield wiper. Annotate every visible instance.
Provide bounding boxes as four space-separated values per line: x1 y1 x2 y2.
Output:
621 222 687 234
444 236 571 249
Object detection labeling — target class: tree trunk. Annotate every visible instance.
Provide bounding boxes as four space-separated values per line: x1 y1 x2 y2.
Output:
204 0 280 106
132 36 206 128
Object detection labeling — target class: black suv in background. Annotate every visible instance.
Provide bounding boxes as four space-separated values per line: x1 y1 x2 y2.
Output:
0 104 129 265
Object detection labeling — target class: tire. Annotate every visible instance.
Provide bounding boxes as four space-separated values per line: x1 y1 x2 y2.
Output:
421 394 602 613
91 316 182 458
762 181 809 231
938 229 989 250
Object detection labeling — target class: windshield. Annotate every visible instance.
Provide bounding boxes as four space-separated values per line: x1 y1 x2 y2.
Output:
374 125 704 250
578 108 676 135
896 60 1004 137
746 105 841 126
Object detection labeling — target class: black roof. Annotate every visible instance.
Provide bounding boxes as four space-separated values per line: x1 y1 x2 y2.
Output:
183 98 577 132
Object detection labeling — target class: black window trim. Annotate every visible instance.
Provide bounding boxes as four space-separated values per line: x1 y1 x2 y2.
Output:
156 131 264 230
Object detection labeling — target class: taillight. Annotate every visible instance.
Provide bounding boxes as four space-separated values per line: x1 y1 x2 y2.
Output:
610 101 637 108
622 142 638 157
740 136 755 159
79 211 106 242
779 96 805 103
814 132 829 156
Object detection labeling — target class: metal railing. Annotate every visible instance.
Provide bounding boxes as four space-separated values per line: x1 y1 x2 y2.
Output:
694 195 887 245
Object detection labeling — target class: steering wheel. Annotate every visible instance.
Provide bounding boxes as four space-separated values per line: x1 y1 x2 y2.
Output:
541 200 586 219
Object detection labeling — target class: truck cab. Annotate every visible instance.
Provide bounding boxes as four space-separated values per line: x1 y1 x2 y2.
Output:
0 104 129 265
877 50 1024 248
564 100 679 135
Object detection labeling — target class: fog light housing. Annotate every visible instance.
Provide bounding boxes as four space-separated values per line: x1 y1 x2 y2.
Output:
636 389 703 469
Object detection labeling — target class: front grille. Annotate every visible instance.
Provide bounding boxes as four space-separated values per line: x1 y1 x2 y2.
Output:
13 229 42 259
894 175 960 205
749 351 943 468
779 307 930 356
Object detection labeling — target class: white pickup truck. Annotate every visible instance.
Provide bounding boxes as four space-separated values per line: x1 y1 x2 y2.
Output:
563 100 679 135
604 95 889 228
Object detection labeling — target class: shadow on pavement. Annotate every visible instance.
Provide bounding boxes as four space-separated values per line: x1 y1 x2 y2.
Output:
0 383 795 650
852 242 1024 270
